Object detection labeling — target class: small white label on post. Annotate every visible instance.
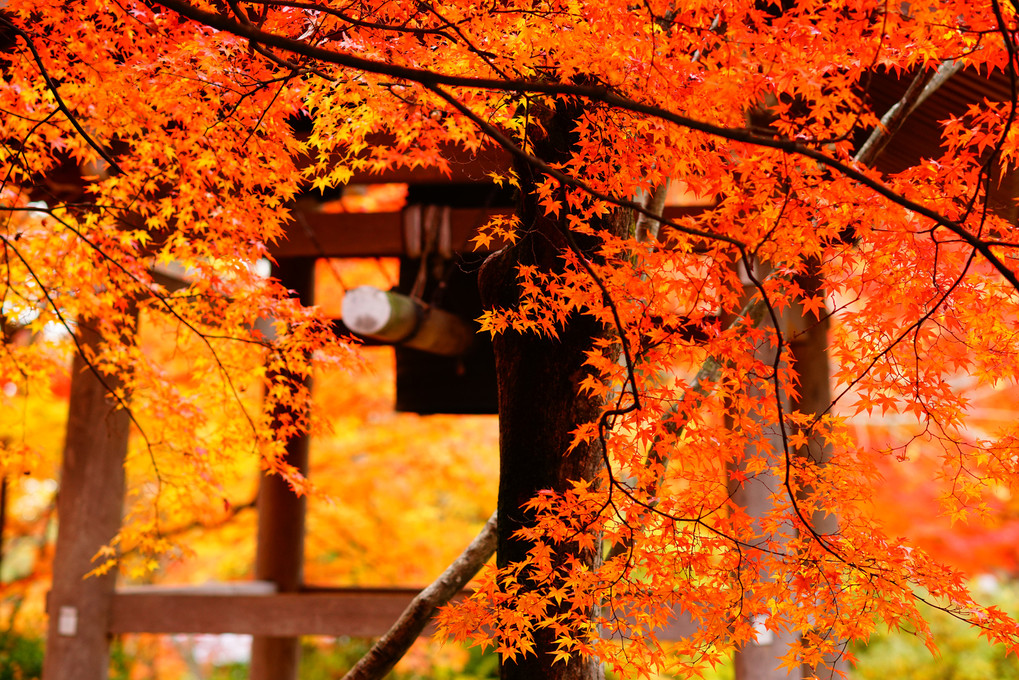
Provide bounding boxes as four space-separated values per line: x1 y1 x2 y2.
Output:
58 606 78 636
752 614 774 646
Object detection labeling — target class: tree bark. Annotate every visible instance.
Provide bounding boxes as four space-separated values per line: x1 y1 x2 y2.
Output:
479 100 628 680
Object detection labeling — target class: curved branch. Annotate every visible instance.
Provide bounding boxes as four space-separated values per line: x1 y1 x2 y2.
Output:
243 0 458 38
0 16 123 176
151 0 1019 292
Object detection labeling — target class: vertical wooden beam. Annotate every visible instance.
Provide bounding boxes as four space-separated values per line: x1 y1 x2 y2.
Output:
789 263 845 680
0 473 7 579
729 440 802 680
250 257 316 680
42 321 130 680
730 262 801 680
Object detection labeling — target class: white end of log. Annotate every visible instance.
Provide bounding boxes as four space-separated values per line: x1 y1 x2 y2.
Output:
343 286 401 336
341 286 473 357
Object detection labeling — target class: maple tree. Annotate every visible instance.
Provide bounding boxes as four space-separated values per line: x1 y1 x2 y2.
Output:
4 0 1019 678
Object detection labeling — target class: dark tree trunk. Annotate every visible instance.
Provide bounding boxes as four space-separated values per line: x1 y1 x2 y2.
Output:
479 101 628 680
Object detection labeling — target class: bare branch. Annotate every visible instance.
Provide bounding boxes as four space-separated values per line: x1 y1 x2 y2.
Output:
855 60 961 166
341 511 497 680
634 182 670 244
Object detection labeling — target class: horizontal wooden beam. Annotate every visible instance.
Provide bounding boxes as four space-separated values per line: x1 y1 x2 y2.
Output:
342 286 476 356
272 205 708 258
273 207 496 258
110 588 442 637
108 586 699 641
27 140 510 207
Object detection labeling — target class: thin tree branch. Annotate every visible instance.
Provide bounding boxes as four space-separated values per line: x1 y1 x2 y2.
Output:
243 0 457 38
341 511 498 680
0 16 123 176
855 60 962 166
634 182 670 243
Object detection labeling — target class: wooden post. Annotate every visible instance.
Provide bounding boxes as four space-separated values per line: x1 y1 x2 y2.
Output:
730 460 802 680
250 256 315 680
0 473 7 580
42 321 131 680
730 262 802 680
729 432 802 680
789 263 845 680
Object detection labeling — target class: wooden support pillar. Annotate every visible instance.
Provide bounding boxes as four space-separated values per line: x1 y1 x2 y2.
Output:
789 264 845 680
729 434 802 680
730 262 801 680
250 256 315 680
0 471 7 579
42 321 131 680
729 462 802 680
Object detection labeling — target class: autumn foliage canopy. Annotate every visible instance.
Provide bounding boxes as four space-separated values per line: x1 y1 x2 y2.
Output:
3 0 1019 676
